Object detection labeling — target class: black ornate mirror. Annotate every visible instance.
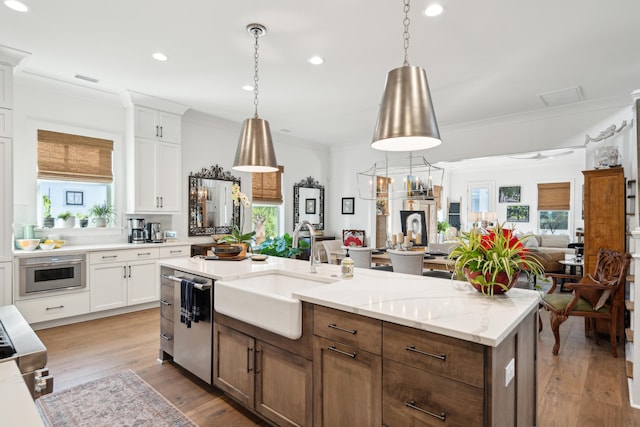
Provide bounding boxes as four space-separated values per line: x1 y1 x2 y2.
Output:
293 176 324 231
188 165 241 236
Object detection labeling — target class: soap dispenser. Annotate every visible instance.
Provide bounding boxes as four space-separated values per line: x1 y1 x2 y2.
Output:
341 248 354 279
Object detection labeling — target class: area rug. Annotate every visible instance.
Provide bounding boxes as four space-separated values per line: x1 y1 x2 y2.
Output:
36 369 197 427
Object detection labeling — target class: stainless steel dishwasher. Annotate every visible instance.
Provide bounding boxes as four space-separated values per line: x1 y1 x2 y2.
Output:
164 271 213 384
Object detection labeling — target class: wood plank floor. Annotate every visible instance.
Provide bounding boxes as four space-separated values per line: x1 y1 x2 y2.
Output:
35 307 640 426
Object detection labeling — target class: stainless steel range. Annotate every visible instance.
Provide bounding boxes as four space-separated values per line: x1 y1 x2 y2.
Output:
0 305 52 398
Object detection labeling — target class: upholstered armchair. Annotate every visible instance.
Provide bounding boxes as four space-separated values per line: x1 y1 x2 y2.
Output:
541 248 630 357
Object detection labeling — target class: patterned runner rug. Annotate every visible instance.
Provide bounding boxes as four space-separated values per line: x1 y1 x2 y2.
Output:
36 369 197 427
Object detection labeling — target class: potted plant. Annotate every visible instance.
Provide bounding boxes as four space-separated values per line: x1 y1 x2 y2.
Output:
90 202 114 227
57 211 76 228
77 212 89 228
217 184 254 256
42 195 54 228
256 234 309 258
449 223 544 296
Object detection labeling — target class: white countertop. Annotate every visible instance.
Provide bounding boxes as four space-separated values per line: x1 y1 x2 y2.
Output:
0 361 45 426
13 240 190 258
159 256 541 347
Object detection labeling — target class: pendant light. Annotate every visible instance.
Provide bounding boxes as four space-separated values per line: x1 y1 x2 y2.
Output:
233 23 278 172
371 0 441 152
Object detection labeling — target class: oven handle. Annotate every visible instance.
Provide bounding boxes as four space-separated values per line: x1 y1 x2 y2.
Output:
24 259 85 268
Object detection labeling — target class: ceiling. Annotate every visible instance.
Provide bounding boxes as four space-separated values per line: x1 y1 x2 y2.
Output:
2 0 639 155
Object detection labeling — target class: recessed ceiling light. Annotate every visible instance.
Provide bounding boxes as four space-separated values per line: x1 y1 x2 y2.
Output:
242 85 254 91
308 56 324 65
152 52 168 61
424 4 444 17
4 0 29 12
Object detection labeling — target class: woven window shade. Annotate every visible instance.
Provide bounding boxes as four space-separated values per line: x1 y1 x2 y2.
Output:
38 130 113 183
537 182 570 210
252 166 284 202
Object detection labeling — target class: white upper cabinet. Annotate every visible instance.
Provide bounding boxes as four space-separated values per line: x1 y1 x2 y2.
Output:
134 106 181 144
128 104 183 213
0 63 12 109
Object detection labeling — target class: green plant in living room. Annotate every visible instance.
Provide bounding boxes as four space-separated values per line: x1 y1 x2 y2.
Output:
449 223 544 296
256 233 309 258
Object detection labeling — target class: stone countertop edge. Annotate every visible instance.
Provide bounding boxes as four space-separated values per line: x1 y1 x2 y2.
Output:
158 256 541 348
13 240 191 258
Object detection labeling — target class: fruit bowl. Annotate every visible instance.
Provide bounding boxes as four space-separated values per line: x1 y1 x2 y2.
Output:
16 239 41 251
53 240 65 249
39 242 56 250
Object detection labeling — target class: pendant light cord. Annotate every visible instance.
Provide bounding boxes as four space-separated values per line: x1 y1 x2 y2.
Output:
252 28 261 119
403 0 411 66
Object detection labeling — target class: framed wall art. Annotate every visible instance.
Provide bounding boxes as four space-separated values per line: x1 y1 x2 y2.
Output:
342 197 355 215
499 186 521 203
400 210 427 246
305 198 316 214
506 205 529 222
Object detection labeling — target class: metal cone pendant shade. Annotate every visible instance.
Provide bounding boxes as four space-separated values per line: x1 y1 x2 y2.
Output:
371 65 441 152
233 117 278 172
232 23 278 173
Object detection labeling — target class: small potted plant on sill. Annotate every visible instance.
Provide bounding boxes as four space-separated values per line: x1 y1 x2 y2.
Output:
77 212 89 228
90 202 114 228
42 195 54 228
57 211 76 228
449 223 544 296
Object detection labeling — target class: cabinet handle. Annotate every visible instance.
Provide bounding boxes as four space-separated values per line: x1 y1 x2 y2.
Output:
255 349 261 374
170 250 182 254
137 252 152 256
159 126 163 138
247 347 254 372
405 401 446 421
123 266 127 278
155 125 159 137
160 196 163 208
45 305 64 311
327 345 356 359
160 333 172 341
328 323 357 335
405 345 446 361
160 300 172 306
102 255 118 259
128 265 132 278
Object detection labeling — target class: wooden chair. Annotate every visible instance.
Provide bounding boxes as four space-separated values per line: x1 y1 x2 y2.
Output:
541 248 630 357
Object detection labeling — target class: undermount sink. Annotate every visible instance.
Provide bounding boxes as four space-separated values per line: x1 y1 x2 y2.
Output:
214 270 336 339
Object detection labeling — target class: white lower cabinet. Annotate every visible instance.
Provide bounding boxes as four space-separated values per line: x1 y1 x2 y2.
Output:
89 248 160 312
0 261 11 306
15 291 90 324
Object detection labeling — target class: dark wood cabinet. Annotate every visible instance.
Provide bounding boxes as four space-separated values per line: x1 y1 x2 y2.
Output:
583 167 626 338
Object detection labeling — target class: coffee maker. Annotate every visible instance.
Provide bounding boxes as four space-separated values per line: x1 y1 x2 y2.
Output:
146 222 164 243
128 218 147 244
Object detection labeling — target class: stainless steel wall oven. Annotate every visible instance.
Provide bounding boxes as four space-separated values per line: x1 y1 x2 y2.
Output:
19 254 87 297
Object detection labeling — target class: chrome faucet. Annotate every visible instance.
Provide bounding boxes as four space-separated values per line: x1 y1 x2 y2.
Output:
293 220 317 273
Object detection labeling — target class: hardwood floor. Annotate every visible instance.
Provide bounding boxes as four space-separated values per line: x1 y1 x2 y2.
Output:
36 307 640 426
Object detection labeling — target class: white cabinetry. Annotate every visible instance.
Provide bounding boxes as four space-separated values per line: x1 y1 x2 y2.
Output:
0 109 11 138
128 105 182 213
0 137 11 262
89 248 160 312
135 106 180 143
0 262 11 306
0 63 12 109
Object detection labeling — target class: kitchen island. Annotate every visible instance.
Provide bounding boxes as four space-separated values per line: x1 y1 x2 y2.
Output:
159 256 540 426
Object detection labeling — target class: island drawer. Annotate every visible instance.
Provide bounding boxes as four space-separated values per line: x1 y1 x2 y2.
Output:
383 322 485 388
160 283 174 319
383 359 483 427
313 305 381 354
160 316 174 355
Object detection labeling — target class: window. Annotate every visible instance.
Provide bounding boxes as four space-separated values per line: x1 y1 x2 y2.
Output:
252 166 284 244
37 129 113 225
537 182 570 235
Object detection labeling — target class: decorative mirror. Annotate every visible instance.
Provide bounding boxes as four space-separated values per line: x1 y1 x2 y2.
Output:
188 165 241 236
293 176 324 231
